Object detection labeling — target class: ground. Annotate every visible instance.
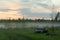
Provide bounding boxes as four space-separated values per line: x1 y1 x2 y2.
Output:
0 27 60 40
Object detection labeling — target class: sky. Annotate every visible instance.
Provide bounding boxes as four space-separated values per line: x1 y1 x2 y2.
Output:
0 0 60 19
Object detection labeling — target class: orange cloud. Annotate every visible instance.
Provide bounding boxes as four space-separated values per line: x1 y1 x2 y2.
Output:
0 11 23 19
0 2 24 19
6 2 23 10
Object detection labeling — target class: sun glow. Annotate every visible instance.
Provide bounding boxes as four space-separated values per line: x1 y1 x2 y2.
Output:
0 11 23 19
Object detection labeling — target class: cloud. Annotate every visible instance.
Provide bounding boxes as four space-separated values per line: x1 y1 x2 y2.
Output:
0 0 60 19
0 0 24 9
20 8 52 18
37 3 48 8
6 2 23 10
0 9 10 12
0 1 8 9
0 11 23 19
52 0 60 6
0 0 24 19
30 4 51 13
21 0 31 2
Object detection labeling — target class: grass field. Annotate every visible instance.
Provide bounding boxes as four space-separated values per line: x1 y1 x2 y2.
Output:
0 27 60 40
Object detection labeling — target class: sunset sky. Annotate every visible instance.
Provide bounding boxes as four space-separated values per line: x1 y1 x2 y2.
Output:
0 0 60 19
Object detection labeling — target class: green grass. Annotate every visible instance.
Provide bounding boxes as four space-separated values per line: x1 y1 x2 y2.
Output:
0 28 60 40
